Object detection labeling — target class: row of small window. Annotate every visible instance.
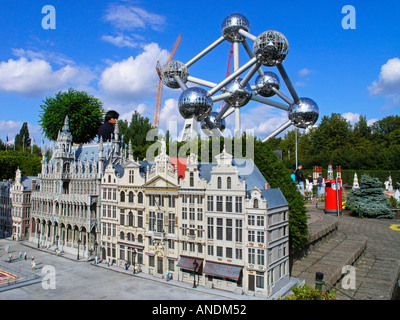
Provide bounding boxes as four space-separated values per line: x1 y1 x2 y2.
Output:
207 245 243 260
207 196 243 213
182 207 203 221
11 207 30 219
11 194 30 204
119 210 143 228
182 224 203 237
207 218 243 242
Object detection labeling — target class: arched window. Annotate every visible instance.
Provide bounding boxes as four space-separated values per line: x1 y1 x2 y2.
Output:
217 177 222 189
120 231 125 240
129 191 134 203
138 192 143 204
190 172 194 187
227 177 231 189
253 199 259 209
120 191 125 202
128 212 134 227
138 234 143 243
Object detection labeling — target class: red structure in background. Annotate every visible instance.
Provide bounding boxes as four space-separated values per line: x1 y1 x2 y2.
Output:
169 157 187 180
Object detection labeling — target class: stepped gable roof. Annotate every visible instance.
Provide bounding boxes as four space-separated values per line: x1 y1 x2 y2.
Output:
197 158 268 192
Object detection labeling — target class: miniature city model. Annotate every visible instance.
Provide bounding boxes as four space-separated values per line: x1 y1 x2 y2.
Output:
30 116 290 298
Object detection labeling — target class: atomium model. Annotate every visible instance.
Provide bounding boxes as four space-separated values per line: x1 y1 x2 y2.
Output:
254 72 280 97
288 98 319 129
162 60 189 89
200 111 226 136
222 78 252 107
166 13 319 142
178 87 213 122
221 13 250 43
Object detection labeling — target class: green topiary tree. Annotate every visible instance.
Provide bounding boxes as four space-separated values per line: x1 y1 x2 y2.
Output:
39 88 105 144
347 174 393 219
254 139 309 250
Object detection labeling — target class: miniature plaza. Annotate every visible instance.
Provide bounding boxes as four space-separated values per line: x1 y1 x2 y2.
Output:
1 203 399 300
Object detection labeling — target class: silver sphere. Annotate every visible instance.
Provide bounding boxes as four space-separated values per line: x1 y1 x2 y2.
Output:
223 78 251 107
288 98 319 129
254 72 280 97
253 30 289 66
161 60 189 89
221 13 250 43
178 87 213 121
201 112 226 136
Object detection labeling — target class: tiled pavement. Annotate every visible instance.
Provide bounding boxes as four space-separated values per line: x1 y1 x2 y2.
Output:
292 204 400 300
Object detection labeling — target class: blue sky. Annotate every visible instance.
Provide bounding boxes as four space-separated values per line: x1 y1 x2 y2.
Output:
1 0 400 146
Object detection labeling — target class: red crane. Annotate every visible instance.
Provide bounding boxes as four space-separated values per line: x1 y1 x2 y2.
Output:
219 43 234 111
154 34 182 127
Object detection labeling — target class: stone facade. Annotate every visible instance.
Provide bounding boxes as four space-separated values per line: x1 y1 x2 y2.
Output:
100 140 290 298
29 116 290 298
0 179 13 238
10 168 39 240
30 116 124 256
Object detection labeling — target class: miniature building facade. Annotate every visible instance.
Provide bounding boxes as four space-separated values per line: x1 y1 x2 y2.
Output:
30 117 290 298
10 168 39 240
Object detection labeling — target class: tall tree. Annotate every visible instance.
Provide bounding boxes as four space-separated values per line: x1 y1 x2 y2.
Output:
15 122 31 149
119 111 154 147
39 88 104 144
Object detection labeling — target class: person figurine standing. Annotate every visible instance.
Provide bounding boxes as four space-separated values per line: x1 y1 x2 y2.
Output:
295 164 305 196
317 173 324 197
98 110 119 142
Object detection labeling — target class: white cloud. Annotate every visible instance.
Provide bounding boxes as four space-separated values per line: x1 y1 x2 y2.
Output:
342 112 378 127
369 57 400 96
342 112 361 126
158 98 184 136
12 48 75 66
99 43 168 103
104 4 166 32
0 57 94 97
298 68 312 77
101 34 145 48
232 104 289 138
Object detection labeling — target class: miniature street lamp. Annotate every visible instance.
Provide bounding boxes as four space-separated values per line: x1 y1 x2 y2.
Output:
132 249 137 274
77 238 81 260
193 260 198 288
37 229 41 248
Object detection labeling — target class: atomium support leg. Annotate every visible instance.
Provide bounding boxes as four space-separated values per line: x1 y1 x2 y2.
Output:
276 63 300 104
241 41 264 77
271 87 294 105
203 117 223 138
207 57 258 97
174 75 188 91
262 120 293 142
250 94 290 111
238 29 257 42
187 76 217 89
215 103 231 121
240 61 262 87
185 36 226 68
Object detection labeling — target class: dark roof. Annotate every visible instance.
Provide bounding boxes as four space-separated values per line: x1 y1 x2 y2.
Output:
261 188 288 209
198 158 268 192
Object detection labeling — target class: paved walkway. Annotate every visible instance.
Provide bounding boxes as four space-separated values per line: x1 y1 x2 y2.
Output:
0 238 300 300
296 203 400 300
1 205 399 300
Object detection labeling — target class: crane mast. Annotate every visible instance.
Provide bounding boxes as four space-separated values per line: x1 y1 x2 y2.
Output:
154 34 182 127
